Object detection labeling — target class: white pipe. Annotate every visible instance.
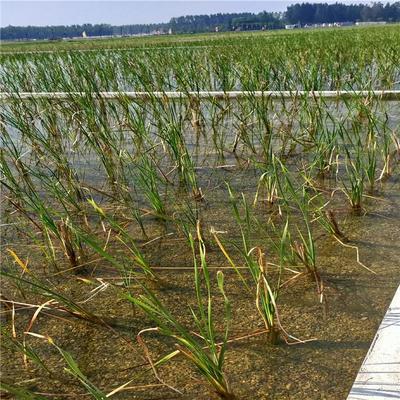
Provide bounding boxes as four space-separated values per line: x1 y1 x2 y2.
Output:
1 90 400 101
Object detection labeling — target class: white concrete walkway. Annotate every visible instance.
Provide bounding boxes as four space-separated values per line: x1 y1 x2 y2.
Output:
347 285 400 399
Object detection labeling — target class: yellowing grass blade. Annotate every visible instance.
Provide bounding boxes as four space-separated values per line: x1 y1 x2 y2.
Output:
7 248 30 274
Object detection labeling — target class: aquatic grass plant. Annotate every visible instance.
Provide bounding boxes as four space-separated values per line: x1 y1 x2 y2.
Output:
147 94 203 200
26 333 108 400
173 197 201 241
212 184 282 344
272 157 324 299
308 101 339 178
337 96 392 211
254 163 278 208
1 325 50 373
1 99 87 210
2 26 399 92
0 382 48 400
378 122 396 180
87 199 154 279
1 104 153 277
126 222 235 399
365 140 377 192
0 150 86 273
0 269 102 325
134 152 166 217
2 329 111 400
341 143 365 214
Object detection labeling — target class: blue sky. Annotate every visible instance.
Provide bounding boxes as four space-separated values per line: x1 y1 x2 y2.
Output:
1 1 375 27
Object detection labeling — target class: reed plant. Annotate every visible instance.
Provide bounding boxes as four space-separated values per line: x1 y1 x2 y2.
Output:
27 333 108 400
134 152 166 217
2 329 110 400
87 199 154 279
273 157 323 298
213 184 282 344
126 222 234 399
342 147 365 214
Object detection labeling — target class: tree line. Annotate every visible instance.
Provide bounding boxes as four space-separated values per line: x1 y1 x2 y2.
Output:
286 2 400 24
1 2 399 41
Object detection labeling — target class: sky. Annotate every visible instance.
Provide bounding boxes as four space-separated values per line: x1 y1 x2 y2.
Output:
1 0 375 27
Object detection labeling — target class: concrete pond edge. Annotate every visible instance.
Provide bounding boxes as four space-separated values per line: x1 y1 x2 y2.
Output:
347 285 400 400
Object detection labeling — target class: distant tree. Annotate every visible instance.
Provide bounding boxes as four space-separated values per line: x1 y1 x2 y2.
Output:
1 3 399 41
285 2 400 25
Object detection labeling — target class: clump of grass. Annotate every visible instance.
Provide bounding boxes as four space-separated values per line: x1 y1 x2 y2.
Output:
135 152 166 217
25 332 108 400
273 158 323 300
254 167 278 208
342 152 365 214
1 269 102 325
290 221 323 301
0 149 87 273
126 222 235 399
365 141 377 192
0 382 48 400
88 199 154 279
1 324 50 373
213 184 282 344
